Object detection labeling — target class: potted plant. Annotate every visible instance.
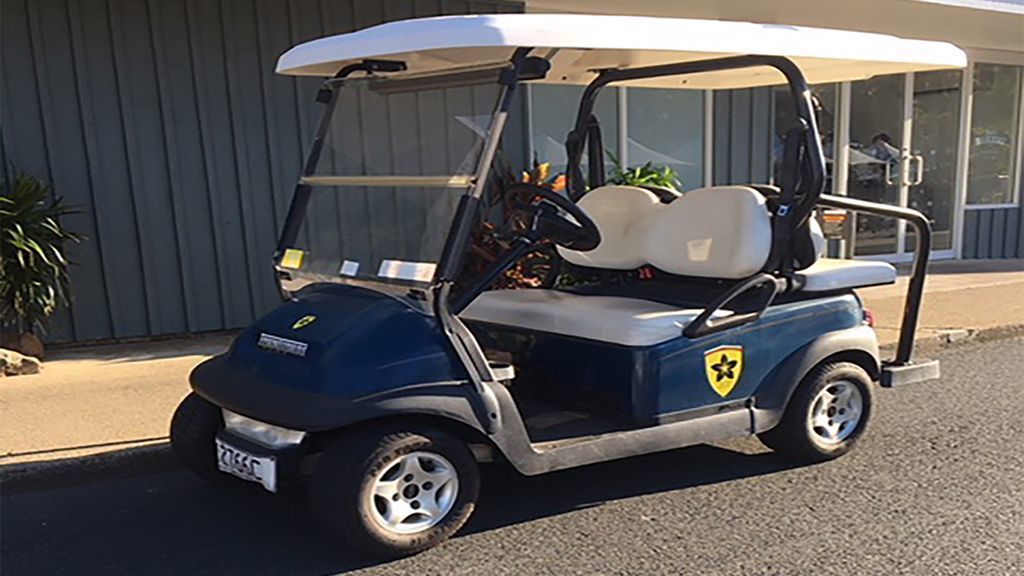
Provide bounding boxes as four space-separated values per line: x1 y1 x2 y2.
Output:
1 170 82 359
606 152 683 191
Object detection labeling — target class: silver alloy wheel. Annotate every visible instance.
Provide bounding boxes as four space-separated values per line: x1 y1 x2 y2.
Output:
367 451 459 535
807 380 864 446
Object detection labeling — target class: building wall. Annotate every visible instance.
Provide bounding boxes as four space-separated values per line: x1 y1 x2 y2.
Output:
712 88 773 185
0 0 522 343
963 207 1023 258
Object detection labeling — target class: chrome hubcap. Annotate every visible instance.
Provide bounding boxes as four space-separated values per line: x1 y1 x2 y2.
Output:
807 381 863 446
368 451 458 535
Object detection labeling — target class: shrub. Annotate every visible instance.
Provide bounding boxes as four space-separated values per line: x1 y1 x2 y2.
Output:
606 152 682 191
1 171 82 334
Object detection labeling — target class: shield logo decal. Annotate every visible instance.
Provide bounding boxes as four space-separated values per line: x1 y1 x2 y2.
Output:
291 314 317 330
704 345 744 398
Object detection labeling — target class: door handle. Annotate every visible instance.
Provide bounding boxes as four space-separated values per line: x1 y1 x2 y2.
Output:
899 153 913 187
884 160 898 186
911 154 925 186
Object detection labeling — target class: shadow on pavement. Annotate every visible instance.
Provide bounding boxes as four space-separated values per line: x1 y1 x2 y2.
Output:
467 443 796 535
1 442 799 576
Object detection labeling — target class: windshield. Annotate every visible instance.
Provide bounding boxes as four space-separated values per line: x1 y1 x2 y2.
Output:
277 80 502 293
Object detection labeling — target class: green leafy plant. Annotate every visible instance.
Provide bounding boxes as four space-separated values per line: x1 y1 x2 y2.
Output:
606 151 682 191
1 171 82 334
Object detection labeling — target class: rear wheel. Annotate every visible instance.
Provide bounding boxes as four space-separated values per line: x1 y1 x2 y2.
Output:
758 361 874 462
170 393 227 483
308 425 480 559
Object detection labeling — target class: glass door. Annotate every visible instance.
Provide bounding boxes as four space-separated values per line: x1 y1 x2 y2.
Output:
847 74 906 256
908 70 962 253
845 72 962 258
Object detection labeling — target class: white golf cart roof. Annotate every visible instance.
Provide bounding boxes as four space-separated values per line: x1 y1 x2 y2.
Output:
276 14 967 89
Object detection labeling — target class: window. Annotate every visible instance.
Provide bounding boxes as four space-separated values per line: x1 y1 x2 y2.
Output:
624 88 705 190
528 85 710 188
529 84 618 174
967 64 1022 205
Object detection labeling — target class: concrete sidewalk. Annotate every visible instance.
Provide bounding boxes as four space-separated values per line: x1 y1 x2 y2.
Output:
2 259 1022 473
0 335 232 469
858 258 1024 347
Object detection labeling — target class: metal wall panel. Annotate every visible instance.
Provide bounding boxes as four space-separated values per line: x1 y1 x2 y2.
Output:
0 0 523 343
712 87 773 186
962 207 1022 259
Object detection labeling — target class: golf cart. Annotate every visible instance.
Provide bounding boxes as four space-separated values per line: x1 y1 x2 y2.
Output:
171 14 965 558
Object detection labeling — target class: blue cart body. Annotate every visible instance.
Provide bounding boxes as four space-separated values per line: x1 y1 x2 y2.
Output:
194 283 866 431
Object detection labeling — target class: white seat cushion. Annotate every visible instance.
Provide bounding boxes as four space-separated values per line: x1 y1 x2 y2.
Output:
560 185 773 280
644 186 772 278
797 258 897 291
558 185 661 269
460 289 728 347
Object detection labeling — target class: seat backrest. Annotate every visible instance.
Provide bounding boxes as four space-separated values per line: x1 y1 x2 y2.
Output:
559 185 796 280
558 185 661 269
644 186 773 279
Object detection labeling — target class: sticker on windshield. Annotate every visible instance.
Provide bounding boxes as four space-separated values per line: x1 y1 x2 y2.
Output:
279 249 305 270
339 260 360 277
378 259 437 282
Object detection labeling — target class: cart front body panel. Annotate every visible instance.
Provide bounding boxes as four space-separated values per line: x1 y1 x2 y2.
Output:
190 284 473 431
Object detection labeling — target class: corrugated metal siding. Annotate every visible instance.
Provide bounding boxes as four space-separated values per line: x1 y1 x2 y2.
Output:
712 87 773 186
962 207 1022 258
0 0 523 343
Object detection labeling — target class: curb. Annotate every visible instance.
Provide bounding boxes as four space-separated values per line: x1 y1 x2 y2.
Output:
3 324 1022 491
1 442 176 492
879 323 1024 356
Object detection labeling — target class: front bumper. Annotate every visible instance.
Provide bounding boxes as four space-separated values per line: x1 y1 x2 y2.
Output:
215 428 309 486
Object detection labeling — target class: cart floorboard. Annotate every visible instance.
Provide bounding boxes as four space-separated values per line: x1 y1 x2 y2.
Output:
511 391 629 448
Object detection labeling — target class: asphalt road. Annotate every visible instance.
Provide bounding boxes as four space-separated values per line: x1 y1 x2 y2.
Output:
3 338 1022 576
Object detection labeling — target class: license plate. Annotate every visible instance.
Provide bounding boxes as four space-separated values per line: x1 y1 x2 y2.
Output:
216 438 277 492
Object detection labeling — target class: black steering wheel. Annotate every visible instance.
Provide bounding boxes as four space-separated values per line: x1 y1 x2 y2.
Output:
506 183 601 251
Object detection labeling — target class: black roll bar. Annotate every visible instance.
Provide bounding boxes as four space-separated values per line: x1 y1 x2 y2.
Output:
565 55 826 232
818 194 932 365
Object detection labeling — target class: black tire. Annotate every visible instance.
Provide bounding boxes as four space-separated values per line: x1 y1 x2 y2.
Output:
758 361 874 463
308 425 480 559
170 392 228 483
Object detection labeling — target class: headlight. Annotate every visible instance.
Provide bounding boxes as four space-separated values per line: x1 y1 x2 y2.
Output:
222 409 306 448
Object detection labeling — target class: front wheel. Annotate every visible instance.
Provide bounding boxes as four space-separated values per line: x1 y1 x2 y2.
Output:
308 425 480 558
758 361 874 462
170 392 228 483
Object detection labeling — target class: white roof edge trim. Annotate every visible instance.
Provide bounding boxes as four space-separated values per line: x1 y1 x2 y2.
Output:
275 14 967 89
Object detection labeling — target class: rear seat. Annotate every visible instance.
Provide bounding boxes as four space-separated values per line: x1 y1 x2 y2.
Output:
800 205 897 290
797 258 897 291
